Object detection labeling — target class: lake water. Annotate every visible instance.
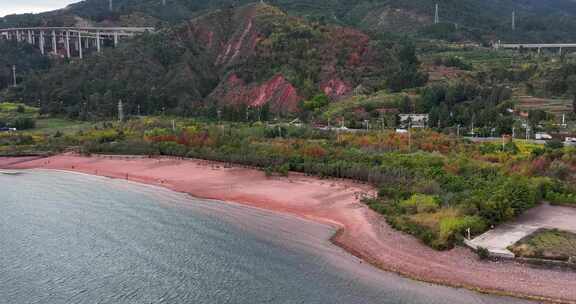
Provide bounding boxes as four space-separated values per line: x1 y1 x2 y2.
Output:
0 170 531 304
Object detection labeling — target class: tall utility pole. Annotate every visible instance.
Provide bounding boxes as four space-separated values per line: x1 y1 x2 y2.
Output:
512 10 516 31
434 3 439 24
407 118 412 152
118 100 124 121
12 65 16 87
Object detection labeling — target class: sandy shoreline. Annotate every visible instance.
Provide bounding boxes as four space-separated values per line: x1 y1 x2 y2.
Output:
2 154 575 303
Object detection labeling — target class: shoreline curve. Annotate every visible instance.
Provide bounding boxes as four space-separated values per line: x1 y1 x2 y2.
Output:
1 154 575 304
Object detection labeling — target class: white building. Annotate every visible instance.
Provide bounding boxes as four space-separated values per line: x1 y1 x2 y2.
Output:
399 114 429 128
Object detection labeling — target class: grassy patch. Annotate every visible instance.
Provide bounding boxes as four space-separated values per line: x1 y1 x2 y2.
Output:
34 118 93 134
420 48 519 70
509 229 576 261
0 102 39 122
0 102 38 114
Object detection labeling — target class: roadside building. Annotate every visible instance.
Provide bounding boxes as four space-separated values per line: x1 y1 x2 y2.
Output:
399 114 429 128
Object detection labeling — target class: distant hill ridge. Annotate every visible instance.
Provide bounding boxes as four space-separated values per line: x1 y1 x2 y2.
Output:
4 0 576 42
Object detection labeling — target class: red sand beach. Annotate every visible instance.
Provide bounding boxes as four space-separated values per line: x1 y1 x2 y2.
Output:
2 155 575 303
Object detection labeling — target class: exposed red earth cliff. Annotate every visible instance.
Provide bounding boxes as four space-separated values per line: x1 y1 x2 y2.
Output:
209 73 301 112
176 3 388 111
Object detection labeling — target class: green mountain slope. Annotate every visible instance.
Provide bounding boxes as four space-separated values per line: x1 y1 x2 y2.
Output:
2 3 425 118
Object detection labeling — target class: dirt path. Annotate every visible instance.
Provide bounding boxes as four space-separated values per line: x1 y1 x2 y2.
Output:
2 155 575 303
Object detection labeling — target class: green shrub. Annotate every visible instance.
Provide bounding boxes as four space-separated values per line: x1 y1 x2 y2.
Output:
302 93 330 112
264 163 290 177
548 160 571 180
482 177 540 223
439 215 487 243
84 140 159 155
546 191 576 205
12 117 36 130
158 142 188 156
364 198 389 215
379 183 412 201
476 247 490 260
399 194 440 214
433 56 472 70
545 140 564 150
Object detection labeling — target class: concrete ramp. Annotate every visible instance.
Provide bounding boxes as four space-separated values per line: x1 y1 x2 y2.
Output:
468 224 540 258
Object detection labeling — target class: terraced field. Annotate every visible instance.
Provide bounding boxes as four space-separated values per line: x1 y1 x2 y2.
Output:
517 96 573 116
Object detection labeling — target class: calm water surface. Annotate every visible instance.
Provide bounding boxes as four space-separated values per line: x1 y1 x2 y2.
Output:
0 170 532 304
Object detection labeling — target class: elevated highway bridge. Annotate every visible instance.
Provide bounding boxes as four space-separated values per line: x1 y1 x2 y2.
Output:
0 27 154 59
494 41 576 55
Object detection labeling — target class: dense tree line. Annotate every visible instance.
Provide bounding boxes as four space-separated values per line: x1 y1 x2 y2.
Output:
419 82 515 134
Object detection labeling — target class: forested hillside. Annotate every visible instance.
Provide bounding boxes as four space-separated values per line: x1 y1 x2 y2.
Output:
0 43 50 91
1 3 425 118
4 0 576 121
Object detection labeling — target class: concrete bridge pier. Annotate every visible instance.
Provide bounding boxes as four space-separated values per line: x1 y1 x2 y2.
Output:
65 31 71 59
77 32 83 59
52 30 57 56
39 31 45 55
96 32 101 53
